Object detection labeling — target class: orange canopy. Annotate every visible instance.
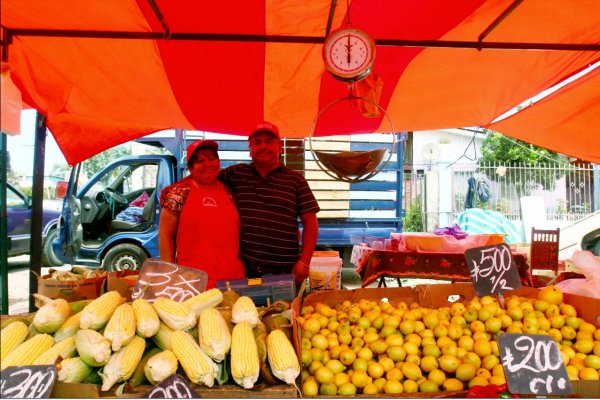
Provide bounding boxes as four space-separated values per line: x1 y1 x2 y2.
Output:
1 0 599 164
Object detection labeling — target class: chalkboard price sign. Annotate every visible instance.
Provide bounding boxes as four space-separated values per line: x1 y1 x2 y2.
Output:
465 243 522 296
0 365 57 398
132 258 208 303
498 333 572 395
143 374 199 398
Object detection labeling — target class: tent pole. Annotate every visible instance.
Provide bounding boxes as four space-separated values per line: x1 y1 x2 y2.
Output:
28 112 47 312
0 133 8 315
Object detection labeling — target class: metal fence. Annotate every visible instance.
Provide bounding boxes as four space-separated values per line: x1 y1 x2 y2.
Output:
451 162 597 222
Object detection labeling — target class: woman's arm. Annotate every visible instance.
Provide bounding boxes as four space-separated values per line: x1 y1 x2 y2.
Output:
158 208 179 263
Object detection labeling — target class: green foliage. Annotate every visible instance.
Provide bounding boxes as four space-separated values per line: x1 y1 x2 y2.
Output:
403 197 424 232
83 144 131 177
478 130 564 195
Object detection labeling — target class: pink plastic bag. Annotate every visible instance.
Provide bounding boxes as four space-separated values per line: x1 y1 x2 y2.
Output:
130 191 149 207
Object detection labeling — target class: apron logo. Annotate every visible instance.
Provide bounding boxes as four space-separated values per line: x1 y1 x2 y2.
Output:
202 197 217 207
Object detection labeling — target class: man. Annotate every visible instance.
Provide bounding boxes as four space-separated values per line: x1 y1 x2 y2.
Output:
220 122 320 285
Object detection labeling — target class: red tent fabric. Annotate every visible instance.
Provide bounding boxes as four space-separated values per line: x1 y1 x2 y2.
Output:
1 0 599 164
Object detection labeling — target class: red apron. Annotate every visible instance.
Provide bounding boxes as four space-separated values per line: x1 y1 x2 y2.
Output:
175 184 245 289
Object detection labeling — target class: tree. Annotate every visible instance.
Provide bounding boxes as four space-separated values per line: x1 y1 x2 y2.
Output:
478 130 564 195
83 144 131 177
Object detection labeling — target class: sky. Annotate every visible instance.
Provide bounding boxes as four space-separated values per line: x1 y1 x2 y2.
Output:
6 109 67 175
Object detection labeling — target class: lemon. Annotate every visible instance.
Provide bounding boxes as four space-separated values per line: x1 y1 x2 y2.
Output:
443 378 464 391
334 371 350 387
420 355 439 373
314 366 334 384
468 376 489 388
579 367 599 380
302 379 318 396
386 367 403 381
455 363 477 382
319 382 337 396
383 379 404 394
419 379 440 393
351 370 371 389
362 383 379 395
367 361 385 379
401 361 422 381
428 368 447 386
403 379 419 393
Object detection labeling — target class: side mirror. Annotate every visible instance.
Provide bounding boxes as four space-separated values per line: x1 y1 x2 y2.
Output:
55 181 68 199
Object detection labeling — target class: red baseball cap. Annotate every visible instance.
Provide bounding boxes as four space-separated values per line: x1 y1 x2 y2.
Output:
249 121 280 140
186 140 218 166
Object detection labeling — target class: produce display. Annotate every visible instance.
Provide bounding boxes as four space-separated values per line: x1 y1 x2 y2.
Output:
297 285 600 396
0 288 297 394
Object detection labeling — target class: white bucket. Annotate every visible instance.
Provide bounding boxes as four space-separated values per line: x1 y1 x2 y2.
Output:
309 256 342 292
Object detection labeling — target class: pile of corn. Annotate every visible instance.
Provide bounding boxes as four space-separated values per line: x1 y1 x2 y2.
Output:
0 289 298 393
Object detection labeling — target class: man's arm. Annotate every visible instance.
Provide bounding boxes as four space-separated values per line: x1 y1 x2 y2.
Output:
292 211 319 284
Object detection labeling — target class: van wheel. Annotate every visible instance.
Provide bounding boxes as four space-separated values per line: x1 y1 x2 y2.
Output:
42 229 64 267
102 244 148 271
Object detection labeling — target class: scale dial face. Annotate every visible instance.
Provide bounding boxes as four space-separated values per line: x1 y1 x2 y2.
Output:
322 27 376 81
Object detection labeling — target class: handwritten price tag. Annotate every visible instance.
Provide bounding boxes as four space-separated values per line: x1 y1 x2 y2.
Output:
0 365 57 398
143 374 199 398
132 258 208 303
499 333 572 395
465 243 522 297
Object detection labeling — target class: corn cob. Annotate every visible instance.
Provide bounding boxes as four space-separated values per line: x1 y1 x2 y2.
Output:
33 336 77 365
231 296 260 327
132 299 160 338
152 297 196 331
170 330 218 387
1 321 29 362
54 311 82 342
231 321 260 389
99 335 146 391
32 298 71 333
198 308 231 362
130 347 162 387
80 291 125 330
144 350 178 385
57 357 94 383
75 329 112 367
1 334 54 371
103 303 136 351
151 322 173 350
182 288 224 317
266 329 300 385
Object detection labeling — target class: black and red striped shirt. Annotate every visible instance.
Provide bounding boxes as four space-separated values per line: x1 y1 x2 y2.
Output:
220 163 320 273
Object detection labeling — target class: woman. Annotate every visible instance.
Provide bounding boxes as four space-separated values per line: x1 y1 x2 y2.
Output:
159 140 245 289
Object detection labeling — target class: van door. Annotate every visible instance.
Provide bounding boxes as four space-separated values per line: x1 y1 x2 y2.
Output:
59 164 84 262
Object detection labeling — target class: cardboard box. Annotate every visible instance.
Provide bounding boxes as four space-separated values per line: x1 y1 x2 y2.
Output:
106 270 140 301
37 274 105 302
292 283 600 398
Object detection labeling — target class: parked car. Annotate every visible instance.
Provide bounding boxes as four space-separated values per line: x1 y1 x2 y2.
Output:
6 182 63 266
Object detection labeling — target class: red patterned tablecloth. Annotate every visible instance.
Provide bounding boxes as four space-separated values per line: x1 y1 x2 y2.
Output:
351 245 531 288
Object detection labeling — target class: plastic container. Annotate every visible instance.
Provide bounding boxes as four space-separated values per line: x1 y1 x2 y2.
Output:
215 274 296 306
309 254 343 292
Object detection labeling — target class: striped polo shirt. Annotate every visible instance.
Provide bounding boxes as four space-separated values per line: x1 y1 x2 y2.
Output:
220 163 320 273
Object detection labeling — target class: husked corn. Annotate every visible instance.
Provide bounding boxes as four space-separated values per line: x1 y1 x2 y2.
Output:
57 357 94 383
183 288 224 317
1 334 54 371
231 296 260 327
99 336 146 391
144 350 178 385
132 299 160 338
103 303 136 351
75 329 112 367
266 329 300 384
231 321 260 389
151 323 173 350
32 298 71 333
54 312 82 342
153 297 196 331
198 308 231 362
170 330 218 387
80 291 125 330
1 321 29 362
33 336 77 365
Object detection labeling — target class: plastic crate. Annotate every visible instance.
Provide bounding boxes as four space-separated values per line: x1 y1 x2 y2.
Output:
215 274 296 306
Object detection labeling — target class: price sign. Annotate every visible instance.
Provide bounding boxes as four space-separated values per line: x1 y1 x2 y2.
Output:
0 365 57 398
465 243 522 296
143 374 199 398
499 333 572 395
132 258 208 303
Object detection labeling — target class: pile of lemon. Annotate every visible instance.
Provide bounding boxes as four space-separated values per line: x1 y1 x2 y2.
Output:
297 286 600 396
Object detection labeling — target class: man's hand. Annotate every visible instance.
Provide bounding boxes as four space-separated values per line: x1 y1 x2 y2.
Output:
292 260 310 285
